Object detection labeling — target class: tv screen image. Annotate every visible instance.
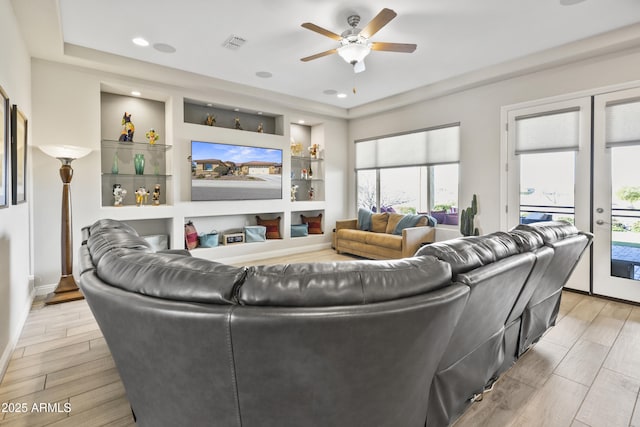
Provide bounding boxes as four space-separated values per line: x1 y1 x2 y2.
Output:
191 141 283 201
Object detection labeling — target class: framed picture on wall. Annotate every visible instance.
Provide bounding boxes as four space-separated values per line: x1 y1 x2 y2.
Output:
11 105 27 204
0 87 8 209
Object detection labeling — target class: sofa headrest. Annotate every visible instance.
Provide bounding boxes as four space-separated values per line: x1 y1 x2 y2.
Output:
508 229 544 252
89 219 139 237
87 229 153 265
513 221 578 244
238 256 452 307
415 232 520 275
96 250 246 304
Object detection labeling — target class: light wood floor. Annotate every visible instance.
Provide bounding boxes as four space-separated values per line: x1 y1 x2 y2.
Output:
0 249 639 426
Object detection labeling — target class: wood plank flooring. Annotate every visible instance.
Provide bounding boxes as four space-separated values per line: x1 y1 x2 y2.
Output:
0 249 638 426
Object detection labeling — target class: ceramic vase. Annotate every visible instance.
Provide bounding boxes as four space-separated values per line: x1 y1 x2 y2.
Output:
134 154 145 175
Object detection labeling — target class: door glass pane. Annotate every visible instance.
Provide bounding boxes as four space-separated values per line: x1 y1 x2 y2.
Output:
520 151 576 224
379 167 427 214
357 170 377 211
610 145 640 280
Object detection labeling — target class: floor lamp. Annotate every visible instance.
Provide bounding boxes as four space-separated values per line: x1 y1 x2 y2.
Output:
39 145 92 305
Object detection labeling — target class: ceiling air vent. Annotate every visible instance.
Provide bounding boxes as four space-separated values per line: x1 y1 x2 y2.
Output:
223 34 247 50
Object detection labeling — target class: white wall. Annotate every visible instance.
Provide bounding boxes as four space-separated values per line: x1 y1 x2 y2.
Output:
31 59 349 288
0 1 33 379
348 47 640 235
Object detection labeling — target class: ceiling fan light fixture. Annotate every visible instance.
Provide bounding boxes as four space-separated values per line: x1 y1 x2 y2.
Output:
337 42 371 65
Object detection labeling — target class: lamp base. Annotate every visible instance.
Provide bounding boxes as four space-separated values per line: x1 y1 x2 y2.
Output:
45 275 85 305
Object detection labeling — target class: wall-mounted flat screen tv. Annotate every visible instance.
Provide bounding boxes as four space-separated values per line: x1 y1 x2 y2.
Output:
191 140 283 201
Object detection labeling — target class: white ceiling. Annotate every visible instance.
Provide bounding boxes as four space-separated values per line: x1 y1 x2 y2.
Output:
34 0 640 109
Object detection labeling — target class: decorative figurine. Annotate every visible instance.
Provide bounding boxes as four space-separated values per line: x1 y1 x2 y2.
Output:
113 184 127 207
152 184 161 206
234 117 243 130
291 185 299 202
135 186 149 206
309 186 314 200
290 138 303 156
145 128 159 145
118 112 135 142
301 168 308 180
308 164 313 178
257 122 264 133
205 114 216 126
308 143 320 159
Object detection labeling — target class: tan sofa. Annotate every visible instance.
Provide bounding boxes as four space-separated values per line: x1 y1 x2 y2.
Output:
335 212 436 259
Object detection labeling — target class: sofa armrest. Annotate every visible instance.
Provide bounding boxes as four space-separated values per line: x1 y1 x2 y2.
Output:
402 226 436 258
336 219 358 231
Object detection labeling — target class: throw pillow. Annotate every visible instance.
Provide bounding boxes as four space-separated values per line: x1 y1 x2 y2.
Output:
357 208 372 231
256 216 281 239
385 213 405 234
370 213 389 233
301 214 323 234
184 221 198 250
393 214 432 235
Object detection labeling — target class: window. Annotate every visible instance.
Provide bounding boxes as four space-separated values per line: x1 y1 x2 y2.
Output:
356 124 460 224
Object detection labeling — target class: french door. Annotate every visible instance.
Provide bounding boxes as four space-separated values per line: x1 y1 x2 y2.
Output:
505 86 640 302
593 87 640 303
505 98 592 292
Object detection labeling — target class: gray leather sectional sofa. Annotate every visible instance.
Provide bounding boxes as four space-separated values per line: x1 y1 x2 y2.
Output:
79 219 591 427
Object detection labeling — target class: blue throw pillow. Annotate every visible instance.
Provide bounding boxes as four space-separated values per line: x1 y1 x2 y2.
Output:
357 208 373 231
393 214 436 235
291 224 309 237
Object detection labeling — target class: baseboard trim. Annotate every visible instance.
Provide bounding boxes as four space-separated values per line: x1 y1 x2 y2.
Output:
215 243 332 265
35 282 57 296
0 283 36 383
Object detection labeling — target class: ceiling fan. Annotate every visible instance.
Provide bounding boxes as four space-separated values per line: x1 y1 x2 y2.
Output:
301 8 417 73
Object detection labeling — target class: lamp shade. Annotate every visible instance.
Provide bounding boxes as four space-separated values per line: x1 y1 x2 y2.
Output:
39 145 92 161
337 43 371 64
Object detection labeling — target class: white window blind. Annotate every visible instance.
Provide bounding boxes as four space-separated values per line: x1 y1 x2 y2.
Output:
514 109 580 155
605 100 640 148
355 124 460 170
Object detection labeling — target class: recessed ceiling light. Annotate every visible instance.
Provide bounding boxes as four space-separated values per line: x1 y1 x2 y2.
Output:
131 91 141 97
153 43 176 53
323 89 338 95
234 108 240 112
256 71 273 78
559 0 586 5
298 120 305 124
257 111 263 115
132 37 149 47
337 93 347 99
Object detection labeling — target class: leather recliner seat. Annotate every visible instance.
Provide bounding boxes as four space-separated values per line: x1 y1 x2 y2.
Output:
79 219 469 427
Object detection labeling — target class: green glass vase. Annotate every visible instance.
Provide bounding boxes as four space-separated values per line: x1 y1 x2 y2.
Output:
134 154 145 175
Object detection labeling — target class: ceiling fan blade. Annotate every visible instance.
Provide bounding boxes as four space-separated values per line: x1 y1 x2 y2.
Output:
371 42 417 53
360 8 397 39
300 48 338 62
301 23 342 41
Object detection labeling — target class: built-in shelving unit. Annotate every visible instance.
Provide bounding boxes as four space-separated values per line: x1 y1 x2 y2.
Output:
100 92 170 208
291 155 325 202
96 91 332 262
100 140 171 207
184 98 284 135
